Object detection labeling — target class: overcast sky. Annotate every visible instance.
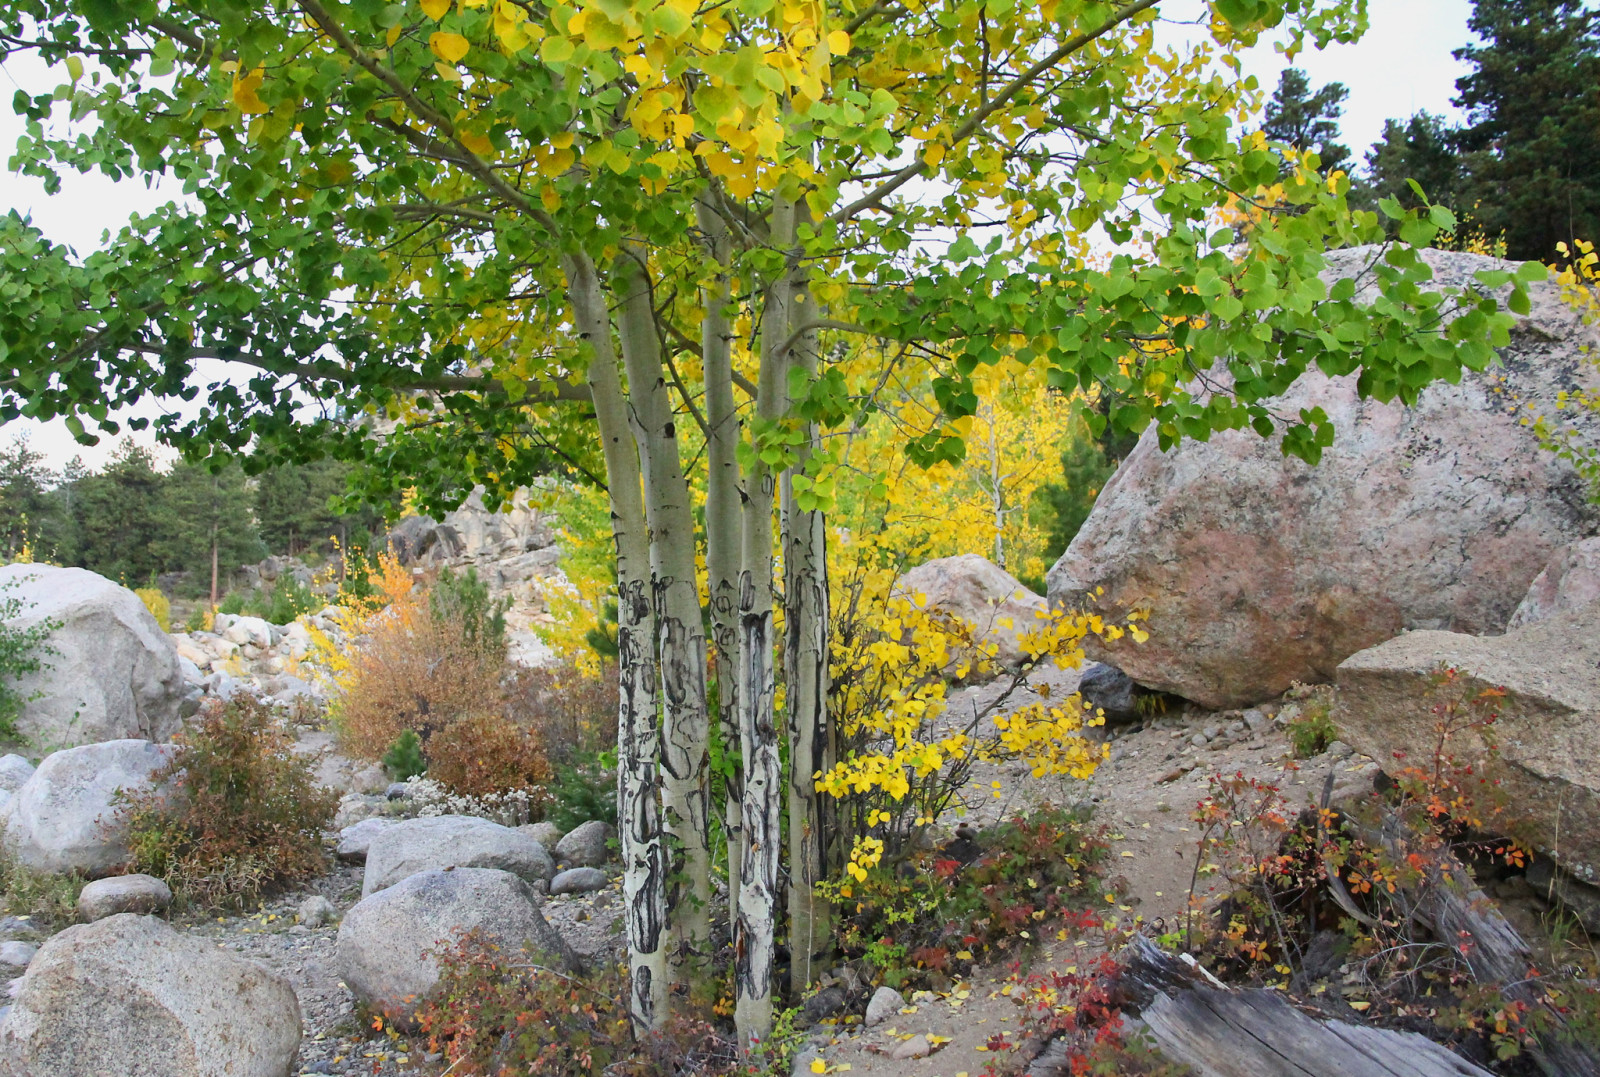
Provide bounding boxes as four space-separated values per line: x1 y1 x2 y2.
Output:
0 0 1479 470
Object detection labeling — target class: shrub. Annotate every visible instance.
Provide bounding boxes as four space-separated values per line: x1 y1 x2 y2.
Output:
0 579 56 741
248 572 319 625
427 713 552 800
1284 699 1336 758
134 586 171 631
382 729 426 782
823 805 1108 990
330 591 506 761
217 591 245 615
548 760 618 833
184 604 210 632
428 566 508 653
502 660 618 767
115 696 338 907
0 849 86 930
415 932 794 1076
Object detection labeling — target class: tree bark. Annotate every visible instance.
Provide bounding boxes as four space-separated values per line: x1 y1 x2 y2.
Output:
699 196 744 935
734 194 795 1049
614 243 715 994
782 227 832 996
565 251 668 1031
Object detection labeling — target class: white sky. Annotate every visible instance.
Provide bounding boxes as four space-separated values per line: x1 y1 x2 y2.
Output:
0 0 1478 472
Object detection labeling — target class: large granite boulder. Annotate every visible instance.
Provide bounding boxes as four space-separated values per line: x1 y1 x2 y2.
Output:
1335 601 1600 879
0 913 301 1077
337 867 579 1025
553 820 613 868
894 554 1048 672
1048 247 1600 708
1508 536 1600 629
0 740 173 877
0 564 185 746
362 814 554 896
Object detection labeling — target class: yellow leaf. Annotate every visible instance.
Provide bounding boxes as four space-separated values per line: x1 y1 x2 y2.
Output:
386 23 403 46
421 0 451 21
827 29 851 54
429 31 470 63
810 1060 827 1074
1348 1000 1371 1011
540 186 561 211
459 131 494 155
434 61 463 82
232 66 269 115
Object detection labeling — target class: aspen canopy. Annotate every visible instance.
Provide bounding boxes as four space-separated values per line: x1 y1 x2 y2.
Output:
0 0 1541 1049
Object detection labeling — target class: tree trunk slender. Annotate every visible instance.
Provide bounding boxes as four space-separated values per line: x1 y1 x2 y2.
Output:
734 195 795 1049
209 524 219 609
699 196 744 935
782 238 832 997
614 243 715 995
566 251 668 1031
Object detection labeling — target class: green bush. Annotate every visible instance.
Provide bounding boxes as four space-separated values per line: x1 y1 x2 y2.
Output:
248 572 318 625
381 728 426 782
429 566 508 654
548 759 618 833
116 696 338 907
0 579 56 741
1285 701 1336 759
0 849 85 930
217 591 246 615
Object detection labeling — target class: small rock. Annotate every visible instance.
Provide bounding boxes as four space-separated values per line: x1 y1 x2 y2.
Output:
1326 740 1354 760
1202 724 1222 741
335 817 398 863
791 1046 824 1077
549 867 608 895
1242 708 1271 733
76 874 173 922
554 820 614 868
0 755 35 794
298 895 338 928
1227 720 1246 735
801 984 848 1026
892 1034 931 1060
384 783 412 801
1189 734 1207 748
0 941 37 975
864 985 904 1026
519 821 563 849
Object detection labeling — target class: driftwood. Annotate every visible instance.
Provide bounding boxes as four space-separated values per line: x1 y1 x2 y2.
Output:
1087 935 1494 1077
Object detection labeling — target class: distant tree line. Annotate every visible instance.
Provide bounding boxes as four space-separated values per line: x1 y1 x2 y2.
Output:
0 437 382 594
1261 0 1599 262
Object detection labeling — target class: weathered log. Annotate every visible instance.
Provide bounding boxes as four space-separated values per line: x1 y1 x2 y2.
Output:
1106 936 1494 1077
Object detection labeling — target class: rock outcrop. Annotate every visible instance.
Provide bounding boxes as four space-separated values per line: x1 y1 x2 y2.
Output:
362 814 555 896
1334 601 1600 878
1049 247 1600 708
894 554 1048 672
1 740 173 877
1509 536 1600 629
0 565 186 746
337 867 578 1024
0 913 301 1077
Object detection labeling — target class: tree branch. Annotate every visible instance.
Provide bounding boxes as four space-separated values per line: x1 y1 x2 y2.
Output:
828 0 1163 225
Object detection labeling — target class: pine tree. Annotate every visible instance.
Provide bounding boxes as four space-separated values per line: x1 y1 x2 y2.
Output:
1261 67 1353 176
157 459 266 598
253 457 378 556
1351 113 1462 215
67 441 167 585
0 437 64 560
1453 0 1600 260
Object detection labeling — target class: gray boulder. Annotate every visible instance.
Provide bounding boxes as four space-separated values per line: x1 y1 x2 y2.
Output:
336 817 398 864
554 820 613 868
1049 247 1600 708
0 913 301 1077
0 565 185 747
298 895 338 928
864 985 905 1026
336 867 579 1024
1077 663 1139 723
0 943 34 978
76 875 172 922
1509 536 1600 629
549 867 608 895
1 740 173 877
0 757 32 794
894 554 1047 672
1336 601 1600 878
362 815 554 896
519 820 563 849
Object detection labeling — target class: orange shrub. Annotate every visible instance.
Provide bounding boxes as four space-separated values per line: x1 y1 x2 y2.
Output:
332 599 506 762
427 713 553 801
501 660 618 767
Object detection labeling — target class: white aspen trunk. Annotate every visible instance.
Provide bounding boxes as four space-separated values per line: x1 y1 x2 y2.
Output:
733 195 796 1049
565 252 668 1031
613 244 715 994
698 197 744 933
782 227 832 997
